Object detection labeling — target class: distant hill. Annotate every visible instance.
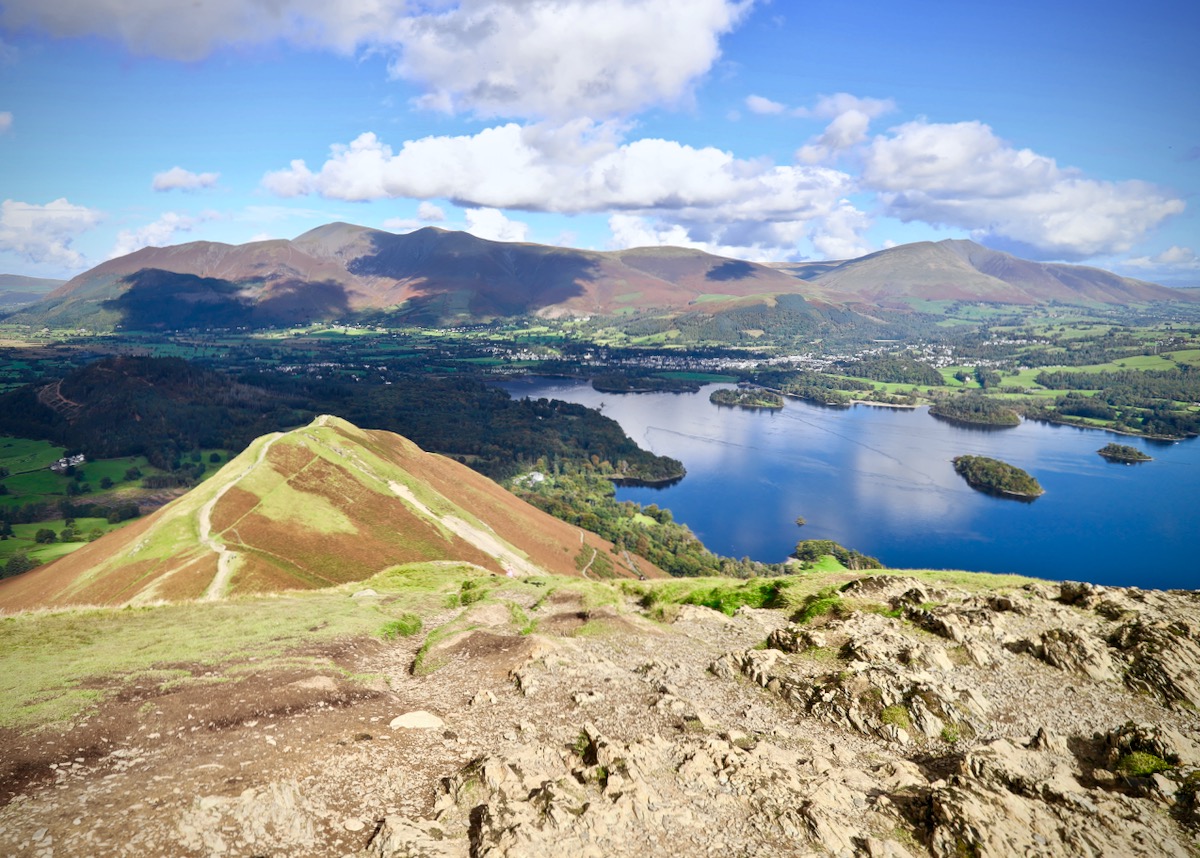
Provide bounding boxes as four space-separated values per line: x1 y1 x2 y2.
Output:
9 224 832 330
803 239 1189 306
0 274 66 310
0 416 662 610
8 230 1189 332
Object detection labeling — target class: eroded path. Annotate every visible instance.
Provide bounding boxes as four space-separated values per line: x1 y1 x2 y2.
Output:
199 433 282 600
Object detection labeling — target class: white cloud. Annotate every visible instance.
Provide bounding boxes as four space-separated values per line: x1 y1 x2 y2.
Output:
0 198 102 269
7 0 751 121
109 211 217 258
262 123 854 223
1123 246 1199 271
152 166 219 191
607 210 868 263
0 0 406 62
391 0 753 119
809 200 872 259
798 93 895 121
862 120 1186 259
745 94 785 115
795 93 895 164
463 208 529 243
417 201 445 222
0 112 11 134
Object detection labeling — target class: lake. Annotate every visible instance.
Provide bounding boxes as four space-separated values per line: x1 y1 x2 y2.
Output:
500 377 1200 590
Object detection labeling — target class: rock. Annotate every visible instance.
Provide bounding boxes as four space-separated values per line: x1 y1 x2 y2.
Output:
289 675 339 693
343 818 365 832
351 588 380 599
1059 581 1107 608
1109 619 1200 707
389 711 445 730
1034 629 1119 682
365 817 467 857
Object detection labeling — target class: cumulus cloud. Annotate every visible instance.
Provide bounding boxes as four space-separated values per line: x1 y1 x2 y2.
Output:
0 112 11 134
744 94 785 115
7 0 751 121
1123 246 1199 272
795 93 895 164
0 0 405 62
152 166 220 192
0 198 102 269
391 0 752 119
607 210 867 263
109 210 217 258
262 123 853 224
861 120 1186 259
464 208 529 242
417 201 445 222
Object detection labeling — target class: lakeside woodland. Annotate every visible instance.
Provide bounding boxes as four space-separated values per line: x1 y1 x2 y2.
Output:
1 298 1198 576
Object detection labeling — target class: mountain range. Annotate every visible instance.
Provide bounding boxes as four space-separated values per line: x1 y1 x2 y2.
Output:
0 416 659 612
0 274 66 310
4 225 1189 330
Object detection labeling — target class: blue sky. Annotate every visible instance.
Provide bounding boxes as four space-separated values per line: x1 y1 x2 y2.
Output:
1 0 1197 285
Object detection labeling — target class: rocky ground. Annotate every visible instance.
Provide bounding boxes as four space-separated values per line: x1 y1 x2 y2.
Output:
1 574 1198 857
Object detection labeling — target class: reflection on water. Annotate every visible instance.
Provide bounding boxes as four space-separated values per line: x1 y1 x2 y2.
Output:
501 378 1200 589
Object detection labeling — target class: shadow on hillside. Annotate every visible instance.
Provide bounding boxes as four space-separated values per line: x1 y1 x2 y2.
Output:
349 228 596 318
104 269 351 329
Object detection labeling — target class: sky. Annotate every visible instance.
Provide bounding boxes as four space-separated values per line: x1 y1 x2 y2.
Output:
0 0 1197 286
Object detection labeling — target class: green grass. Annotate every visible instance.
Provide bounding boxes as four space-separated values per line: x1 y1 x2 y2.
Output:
0 517 120 564
0 436 65 474
377 613 422 639
1115 751 1172 777
0 560 489 729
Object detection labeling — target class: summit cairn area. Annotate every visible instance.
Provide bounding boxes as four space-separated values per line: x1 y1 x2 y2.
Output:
1 567 1197 857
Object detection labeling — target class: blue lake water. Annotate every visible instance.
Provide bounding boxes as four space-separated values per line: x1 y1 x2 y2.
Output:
501 378 1200 590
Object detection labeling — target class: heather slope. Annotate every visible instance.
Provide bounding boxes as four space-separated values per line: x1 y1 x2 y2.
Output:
0 416 659 611
810 238 1188 305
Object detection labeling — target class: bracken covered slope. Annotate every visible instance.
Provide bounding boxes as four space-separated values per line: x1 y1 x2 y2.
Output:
0 416 660 611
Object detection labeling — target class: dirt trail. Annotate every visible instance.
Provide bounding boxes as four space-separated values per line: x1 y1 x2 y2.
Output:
386 481 542 577
199 433 282 600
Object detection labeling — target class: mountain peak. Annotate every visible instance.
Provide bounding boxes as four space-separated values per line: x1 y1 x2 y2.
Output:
0 417 660 612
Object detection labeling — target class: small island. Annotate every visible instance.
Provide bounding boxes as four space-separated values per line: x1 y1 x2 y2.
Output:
930 395 1020 427
710 388 784 409
1097 443 1152 463
952 454 1044 499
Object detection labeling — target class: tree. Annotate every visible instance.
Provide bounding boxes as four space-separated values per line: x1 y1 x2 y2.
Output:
99 476 113 490
34 528 57 544
2 552 39 579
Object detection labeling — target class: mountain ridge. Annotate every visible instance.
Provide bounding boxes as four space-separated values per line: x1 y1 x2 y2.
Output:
0 415 662 611
6 228 1190 331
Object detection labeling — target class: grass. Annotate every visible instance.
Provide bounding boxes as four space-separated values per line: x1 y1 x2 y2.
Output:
1115 752 1173 777
0 560 485 729
377 613 422 639
0 517 122 565
625 576 797 616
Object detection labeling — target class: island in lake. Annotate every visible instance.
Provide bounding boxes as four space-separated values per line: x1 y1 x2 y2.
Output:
1097 443 1152 463
952 454 1044 499
930 395 1020 427
710 388 784 409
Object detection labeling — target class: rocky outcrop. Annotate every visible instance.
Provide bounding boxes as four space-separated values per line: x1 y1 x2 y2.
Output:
4 571 1198 858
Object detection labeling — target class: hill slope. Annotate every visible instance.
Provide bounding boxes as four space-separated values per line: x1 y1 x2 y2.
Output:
0 274 66 309
11 225 832 329
808 238 1188 305
0 416 660 610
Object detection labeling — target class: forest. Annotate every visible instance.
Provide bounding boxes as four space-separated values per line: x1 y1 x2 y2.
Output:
929 395 1021 427
952 455 1043 498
